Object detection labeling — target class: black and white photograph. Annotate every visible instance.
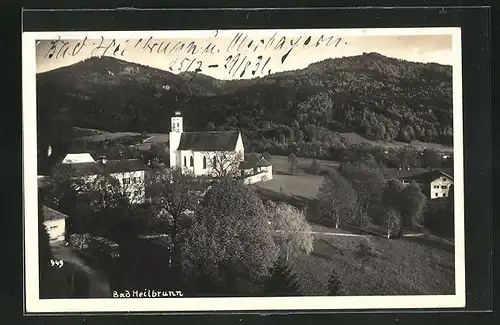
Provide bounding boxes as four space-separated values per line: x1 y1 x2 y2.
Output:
22 27 464 312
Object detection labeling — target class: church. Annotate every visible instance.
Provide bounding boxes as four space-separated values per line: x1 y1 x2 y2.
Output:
169 111 245 177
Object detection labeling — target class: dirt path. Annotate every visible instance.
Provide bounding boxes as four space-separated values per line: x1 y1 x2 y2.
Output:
51 243 111 297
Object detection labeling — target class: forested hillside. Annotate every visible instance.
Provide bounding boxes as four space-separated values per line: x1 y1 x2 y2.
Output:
36 53 453 151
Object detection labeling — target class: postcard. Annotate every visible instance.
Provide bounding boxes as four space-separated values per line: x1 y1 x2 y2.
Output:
22 27 464 313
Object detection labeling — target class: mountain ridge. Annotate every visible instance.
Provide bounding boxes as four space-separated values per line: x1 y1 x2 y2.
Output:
36 53 453 149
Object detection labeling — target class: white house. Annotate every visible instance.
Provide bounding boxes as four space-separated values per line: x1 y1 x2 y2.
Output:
387 169 454 199
169 111 245 177
239 156 274 185
41 205 69 242
52 154 146 203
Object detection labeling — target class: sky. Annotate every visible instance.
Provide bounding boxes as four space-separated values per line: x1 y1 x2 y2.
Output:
35 30 454 80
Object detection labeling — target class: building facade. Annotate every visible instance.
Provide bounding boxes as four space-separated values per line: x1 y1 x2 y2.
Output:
52 154 146 203
169 111 245 177
41 205 68 242
387 168 454 199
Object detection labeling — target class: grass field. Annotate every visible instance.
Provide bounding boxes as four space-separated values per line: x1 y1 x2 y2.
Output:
255 174 324 200
337 132 454 152
290 233 455 296
253 155 336 200
76 131 142 142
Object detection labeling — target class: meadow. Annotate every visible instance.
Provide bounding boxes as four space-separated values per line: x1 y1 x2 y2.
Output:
290 233 455 296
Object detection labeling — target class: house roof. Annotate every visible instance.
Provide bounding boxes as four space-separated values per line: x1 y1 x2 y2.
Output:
402 169 454 183
384 168 430 180
239 157 272 170
177 131 240 151
42 205 69 222
103 159 145 174
52 159 145 178
255 157 272 167
384 168 453 181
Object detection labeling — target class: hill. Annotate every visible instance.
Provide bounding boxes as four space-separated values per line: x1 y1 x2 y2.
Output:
36 54 453 151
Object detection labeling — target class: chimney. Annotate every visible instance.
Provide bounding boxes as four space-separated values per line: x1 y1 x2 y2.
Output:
97 156 107 164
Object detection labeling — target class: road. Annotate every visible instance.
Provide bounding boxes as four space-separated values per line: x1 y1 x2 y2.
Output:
51 242 111 298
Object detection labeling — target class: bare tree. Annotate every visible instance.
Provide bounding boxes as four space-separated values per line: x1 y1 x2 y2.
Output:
206 151 244 179
147 166 198 267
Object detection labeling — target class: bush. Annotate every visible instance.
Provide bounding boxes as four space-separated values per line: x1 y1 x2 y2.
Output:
355 237 376 269
68 233 93 251
327 268 344 295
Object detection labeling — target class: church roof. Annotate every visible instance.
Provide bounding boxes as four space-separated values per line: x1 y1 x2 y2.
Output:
177 131 240 151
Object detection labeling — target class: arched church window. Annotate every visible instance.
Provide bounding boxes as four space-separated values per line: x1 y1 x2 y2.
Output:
213 156 217 168
190 156 194 167
184 156 186 167
203 156 207 169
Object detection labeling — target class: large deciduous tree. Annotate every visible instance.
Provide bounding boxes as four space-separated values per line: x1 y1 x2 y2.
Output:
265 201 313 261
399 183 427 235
317 171 358 228
181 178 278 295
340 162 384 228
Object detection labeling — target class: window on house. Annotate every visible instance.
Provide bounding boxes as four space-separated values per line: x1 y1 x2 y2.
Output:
190 156 194 167
443 193 447 197
184 156 187 167
435 193 438 197
441 185 447 189
434 185 439 189
123 178 130 186
213 156 217 168
203 156 207 169
442 178 446 181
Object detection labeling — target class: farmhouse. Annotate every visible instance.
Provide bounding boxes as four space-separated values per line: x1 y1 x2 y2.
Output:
169 111 272 184
51 153 147 203
386 168 454 199
41 205 68 242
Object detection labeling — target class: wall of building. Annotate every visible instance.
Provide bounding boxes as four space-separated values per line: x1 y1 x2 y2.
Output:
177 150 244 177
44 219 66 242
111 170 146 203
430 176 453 199
242 166 273 185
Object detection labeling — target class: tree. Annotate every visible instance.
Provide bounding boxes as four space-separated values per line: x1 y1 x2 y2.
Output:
355 237 376 270
384 207 402 239
265 201 313 261
264 257 301 296
381 180 405 238
317 171 358 228
181 178 278 295
148 166 197 269
340 162 385 228
399 183 427 235
208 151 244 179
326 269 343 295
288 153 298 174
310 158 322 175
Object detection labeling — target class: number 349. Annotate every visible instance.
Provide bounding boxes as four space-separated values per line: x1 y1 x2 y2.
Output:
50 259 64 268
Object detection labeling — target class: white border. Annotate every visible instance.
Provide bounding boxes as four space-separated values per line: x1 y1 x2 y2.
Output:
22 27 465 313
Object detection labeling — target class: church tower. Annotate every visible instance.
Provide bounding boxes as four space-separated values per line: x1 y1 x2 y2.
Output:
169 110 183 168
